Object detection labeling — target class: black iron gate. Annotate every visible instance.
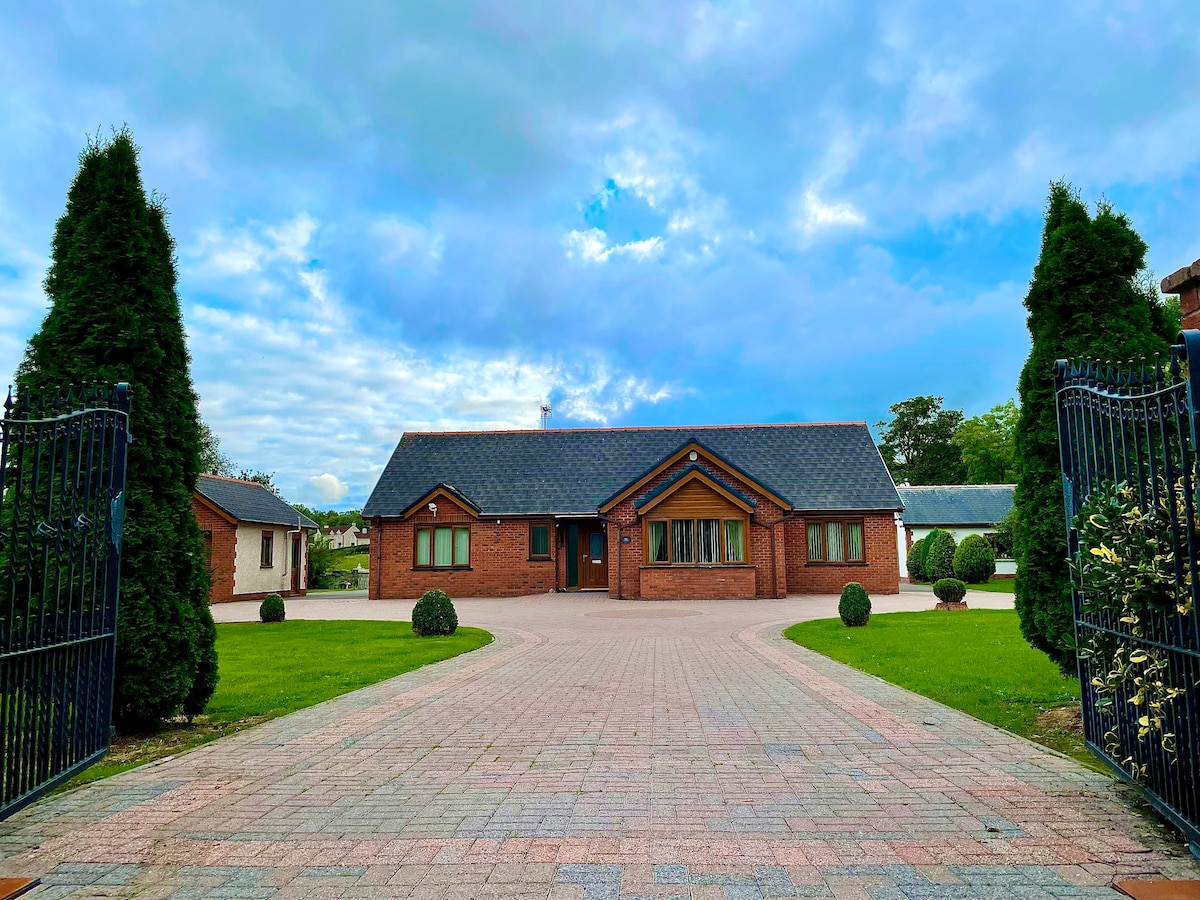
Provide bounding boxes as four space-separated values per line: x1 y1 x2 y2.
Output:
1056 335 1200 851
0 384 130 819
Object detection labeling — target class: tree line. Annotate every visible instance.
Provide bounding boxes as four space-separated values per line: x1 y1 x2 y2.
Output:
876 396 1018 485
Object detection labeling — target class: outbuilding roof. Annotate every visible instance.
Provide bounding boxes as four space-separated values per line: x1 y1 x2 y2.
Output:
896 484 1014 527
363 423 901 518
196 474 319 529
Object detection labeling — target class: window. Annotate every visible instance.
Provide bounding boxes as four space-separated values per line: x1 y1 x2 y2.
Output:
260 531 274 568
806 519 865 563
724 520 745 562
646 517 747 565
530 524 551 559
415 526 471 568
649 520 669 562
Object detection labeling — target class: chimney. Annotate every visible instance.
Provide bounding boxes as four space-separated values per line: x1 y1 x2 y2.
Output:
1162 259 1200 332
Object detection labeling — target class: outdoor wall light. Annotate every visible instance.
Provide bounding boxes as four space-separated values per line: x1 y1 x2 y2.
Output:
428 502 437 516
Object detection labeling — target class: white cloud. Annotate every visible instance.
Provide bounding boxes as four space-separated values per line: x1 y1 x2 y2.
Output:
186 215 673 507
563 228 664 263
309 472 350 503
798 189 867 236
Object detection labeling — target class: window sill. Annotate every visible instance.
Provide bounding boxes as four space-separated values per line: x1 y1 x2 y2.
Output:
260 564 274 569
805 561 867 566
528 555 553 562
641 564 754 569
412 566 472 571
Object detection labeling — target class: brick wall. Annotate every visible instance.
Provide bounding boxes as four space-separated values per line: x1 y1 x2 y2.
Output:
192 499 237 603
640 565 756 600
369 515 558 599
783 515 899 595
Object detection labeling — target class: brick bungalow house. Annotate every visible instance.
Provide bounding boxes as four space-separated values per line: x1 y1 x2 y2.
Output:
193 474 319 603
363 424 902 600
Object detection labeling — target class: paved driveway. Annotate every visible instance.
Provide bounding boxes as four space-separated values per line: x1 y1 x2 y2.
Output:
2 592 1196 899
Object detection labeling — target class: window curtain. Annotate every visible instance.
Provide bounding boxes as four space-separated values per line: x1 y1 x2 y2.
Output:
434 527 453 566
416 528 431 566
649 521 668 562
846 522 864 561
825 521 845 562
724 520 745 562
807 522 822 560
698 519 720 563
453 528 470 565
672 519 695 563
531 526 549 557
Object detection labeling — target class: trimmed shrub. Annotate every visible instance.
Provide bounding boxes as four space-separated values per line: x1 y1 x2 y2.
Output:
924 529 958 581
260 593 285 623
412 589 458 636
906 538 926 582
838 582 871 627
933 578 967 604
954 534 996 584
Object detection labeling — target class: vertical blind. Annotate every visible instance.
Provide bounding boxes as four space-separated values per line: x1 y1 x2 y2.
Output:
697 519 721 563
671 519 696 563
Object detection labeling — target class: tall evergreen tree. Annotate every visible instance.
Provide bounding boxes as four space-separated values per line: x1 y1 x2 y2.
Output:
1013 182 1168 671
16 129 218 724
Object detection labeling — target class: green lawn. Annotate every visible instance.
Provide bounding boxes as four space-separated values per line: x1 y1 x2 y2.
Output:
69 620 491 786
967 578 1015 593
784 609 1096 769
332 551 369 571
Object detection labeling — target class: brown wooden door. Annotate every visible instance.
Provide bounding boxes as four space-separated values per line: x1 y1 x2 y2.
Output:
578 525 608 589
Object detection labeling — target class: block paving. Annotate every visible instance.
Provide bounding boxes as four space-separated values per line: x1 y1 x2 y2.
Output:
2 591 1196 898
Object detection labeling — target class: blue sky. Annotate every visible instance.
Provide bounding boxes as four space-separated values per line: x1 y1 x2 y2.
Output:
2 1 1198 508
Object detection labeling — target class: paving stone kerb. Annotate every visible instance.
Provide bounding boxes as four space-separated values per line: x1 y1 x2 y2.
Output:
3 592 1197 899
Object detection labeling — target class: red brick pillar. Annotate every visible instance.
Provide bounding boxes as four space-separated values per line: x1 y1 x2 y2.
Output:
1162 259 1200 331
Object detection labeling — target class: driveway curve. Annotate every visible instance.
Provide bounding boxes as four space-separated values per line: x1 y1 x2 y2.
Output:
2 591 1196 899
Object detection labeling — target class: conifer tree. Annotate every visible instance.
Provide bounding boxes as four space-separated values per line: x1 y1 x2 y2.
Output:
1014 182 1169 670
16 129 218 724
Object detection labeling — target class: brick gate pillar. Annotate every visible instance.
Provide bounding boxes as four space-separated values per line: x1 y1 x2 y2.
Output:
1162 259 1200 331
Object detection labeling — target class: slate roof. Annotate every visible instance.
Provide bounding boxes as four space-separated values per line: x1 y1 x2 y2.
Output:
196 475 319 529
363 424 902 518
896 484 1014 527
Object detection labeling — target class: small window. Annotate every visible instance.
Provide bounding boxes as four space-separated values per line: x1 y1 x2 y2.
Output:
260 531 274 568
807 519 865 563
530 524 551 559
648 520 669 562
697 518 721 563
415 526 470 568
724 520 745 562
671 519 695 563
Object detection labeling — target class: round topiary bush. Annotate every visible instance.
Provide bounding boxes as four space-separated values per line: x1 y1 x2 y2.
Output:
953 533 996 584
838 582 871 627
906 537 926 582
923 529 957 582
933 578 967 604
412 589 458 636
260 593 285 623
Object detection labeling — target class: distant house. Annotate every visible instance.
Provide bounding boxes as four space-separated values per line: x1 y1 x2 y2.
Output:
896 484 1015 579
326 523 369 549
193 474 320 603
362 423 903 601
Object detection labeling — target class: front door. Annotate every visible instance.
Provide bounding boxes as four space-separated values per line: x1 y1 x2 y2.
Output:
578 524 608 589
291 536 302 592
